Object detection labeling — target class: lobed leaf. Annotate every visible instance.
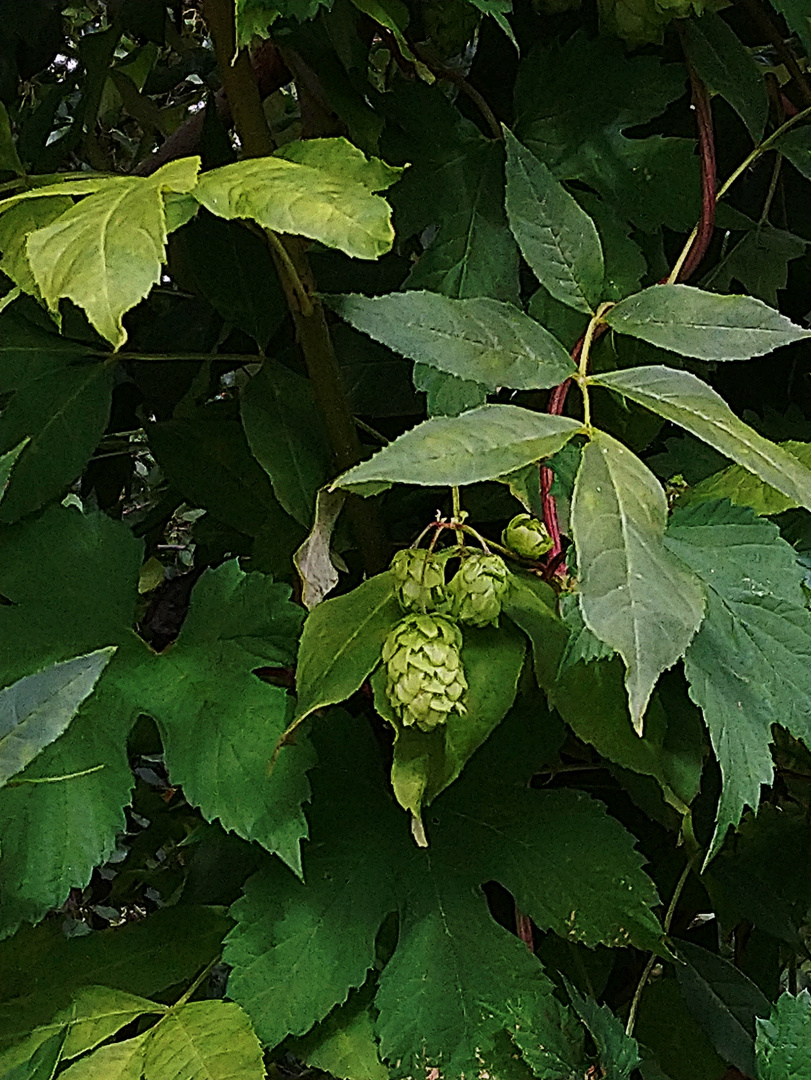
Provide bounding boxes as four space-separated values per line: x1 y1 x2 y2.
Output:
755 990 811 1080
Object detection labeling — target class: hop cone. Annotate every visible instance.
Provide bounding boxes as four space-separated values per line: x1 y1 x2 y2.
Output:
391 548 447 613
447 552 509 627
382 614 467 731
502 513 553 560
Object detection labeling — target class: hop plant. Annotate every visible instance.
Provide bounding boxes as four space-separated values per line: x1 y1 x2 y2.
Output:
391 548 448 613
447 552 510 627
502 514 553 561
382 614 468 732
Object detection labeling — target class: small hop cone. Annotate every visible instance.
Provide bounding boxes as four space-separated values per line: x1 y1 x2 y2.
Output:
447 552 509 627
390 548 447 613
382 614 467 732
502 513 553 560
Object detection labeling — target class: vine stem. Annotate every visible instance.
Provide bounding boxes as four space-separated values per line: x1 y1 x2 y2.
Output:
625 849 698 1037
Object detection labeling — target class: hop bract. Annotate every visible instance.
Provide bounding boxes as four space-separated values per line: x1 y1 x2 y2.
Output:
447 552 509 627
382 613 467 732
502 513 553 560
390 548 447 613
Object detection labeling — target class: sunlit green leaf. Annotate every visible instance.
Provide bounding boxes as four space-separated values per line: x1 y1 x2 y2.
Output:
144 1001 265 1080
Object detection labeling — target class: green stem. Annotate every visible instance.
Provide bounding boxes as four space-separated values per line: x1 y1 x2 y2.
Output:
451 486 465 546
575 306 610 431
669 104 811 283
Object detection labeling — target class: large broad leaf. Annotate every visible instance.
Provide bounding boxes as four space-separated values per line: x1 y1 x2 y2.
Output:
333 405 583 492
591 366 811 513
144 1001 265 1080
294 571 401 722
665 500 811 860
673 940 769 1078
124 562 313 877
194 138 401 260
504 129 604 313
241 359 332 527
514 34 698 230
571 431 705 731
755 990 811 1080
0 359 114 523
0 648 115 788
26 158 201 348
603 284 811 361
327 290 575 391
681 15 768 142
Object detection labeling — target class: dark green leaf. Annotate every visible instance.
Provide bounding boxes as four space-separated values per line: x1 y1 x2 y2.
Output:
604 285 811 360
674 939 769 1077
333 406 583 492
706 226 806 306
504 129 604 313
565 979 641 1080
241 360 332 527
328 290 575 391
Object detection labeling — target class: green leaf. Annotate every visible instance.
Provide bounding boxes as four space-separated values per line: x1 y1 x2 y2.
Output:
194 139 401 260
777 125 811 180
0 648 115 788
293 990 388 1080
333 405 583 492
225 714 400 1048
633 979 727 1080
706 226 806 306
0 438 27 503
295 571 400 722
27 158 201 348
691 439 811 516
0 906 231 1044
58 1034 147 1080
504 128 604 313
591 366 811 513
769 0 811 57
515 34 698 230
0 102 23 175
327 290 575 391
674 939 769 1078
127 562 314 876
681 15 768 141
144 1001 265 1080
603 284 811 361
565 980 641 1080
0 359 114 523
665 500 811 860
0 196 74 298
571 430 705 731
755 990 811 1080
0 986 162 1075
241 360 332 527
379 619 526 820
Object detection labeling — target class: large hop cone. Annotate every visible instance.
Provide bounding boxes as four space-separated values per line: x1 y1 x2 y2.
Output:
382 614 467 731
447 552 509 627
502 513 553 560
390 548 447 613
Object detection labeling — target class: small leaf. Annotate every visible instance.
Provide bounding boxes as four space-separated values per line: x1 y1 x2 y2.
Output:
333 405 582 492
604 284 810 360
58 1034 148 1080
194 139 401 260
327 290 576 391
0 102 23 175
756 990 811 1080
27 158 201 348
0 196 74 299
0 438 27 502
294 991 388 1080
571 430 705 730
0 648 115 788
294 488 346 609
144 1001 265 1080
505 128 604 312
295 571 401 722
592 365 811 513
565 979 641 1080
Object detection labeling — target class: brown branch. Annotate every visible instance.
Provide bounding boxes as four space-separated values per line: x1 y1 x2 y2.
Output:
676 46 717 282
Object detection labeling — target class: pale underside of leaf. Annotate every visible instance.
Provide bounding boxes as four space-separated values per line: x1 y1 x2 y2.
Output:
571 430 705 730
